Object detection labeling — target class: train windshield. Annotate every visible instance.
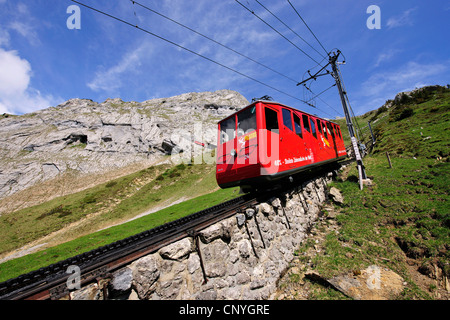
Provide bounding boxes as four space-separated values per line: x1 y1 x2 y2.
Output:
220 116 236 144
237 106 256 136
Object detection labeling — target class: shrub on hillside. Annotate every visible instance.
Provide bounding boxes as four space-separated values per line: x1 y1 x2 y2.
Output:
389 105 414 122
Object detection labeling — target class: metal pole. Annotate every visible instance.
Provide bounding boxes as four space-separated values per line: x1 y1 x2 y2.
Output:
330 52 367 189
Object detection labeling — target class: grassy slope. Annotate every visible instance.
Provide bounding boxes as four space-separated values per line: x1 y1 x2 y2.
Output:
298 86 450 299
0 160 240 282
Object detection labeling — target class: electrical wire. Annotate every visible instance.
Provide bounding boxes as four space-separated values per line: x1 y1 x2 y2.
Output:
253 0 327 60
287 0 329 56
305 83 336 103
303 85 341 119
235 0 324 66
130 0 300 84
70 0 311 106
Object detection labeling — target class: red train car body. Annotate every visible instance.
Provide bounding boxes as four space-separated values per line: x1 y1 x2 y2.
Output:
216 100 347 190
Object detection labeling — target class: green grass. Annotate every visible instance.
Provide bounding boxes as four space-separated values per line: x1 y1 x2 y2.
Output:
0 184 239 282
317 156 448 299
294 86 450 299
0 163 220 255
0 159 242 281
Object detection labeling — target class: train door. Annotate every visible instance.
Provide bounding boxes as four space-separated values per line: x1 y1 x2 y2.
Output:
333 124 346 154
315 117 326 162
326 122 339 158
319 120 333 161
216 114 237 184
300 113 316 164
235 105 258 179
260 105 281 175
281 108 298 169
292 111 310 167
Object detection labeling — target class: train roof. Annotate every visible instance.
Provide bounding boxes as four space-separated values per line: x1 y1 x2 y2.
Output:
218 100 339 125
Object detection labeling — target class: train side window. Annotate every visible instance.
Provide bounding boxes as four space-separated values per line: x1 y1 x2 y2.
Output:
316 119 322 134
334 125 341 139
327 122 335 139
322 122 328 139
282 108 293 131
237 106 256 136
220 116 236 144
302 114 310 133
265 107 279 133
310 118 317 139
293 113 303 138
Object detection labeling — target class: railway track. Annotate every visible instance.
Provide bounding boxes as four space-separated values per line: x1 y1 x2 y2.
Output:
0 159 351 300
0 192 264 300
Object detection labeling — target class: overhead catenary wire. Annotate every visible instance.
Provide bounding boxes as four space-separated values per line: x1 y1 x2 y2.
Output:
70 0 314 107
302 85 340 119
254 0 327 60
287 0 329 56
305 83 336 104
130 0 300 84
235 0 324 67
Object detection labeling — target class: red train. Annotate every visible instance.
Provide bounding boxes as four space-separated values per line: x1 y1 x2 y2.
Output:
216 100 347 191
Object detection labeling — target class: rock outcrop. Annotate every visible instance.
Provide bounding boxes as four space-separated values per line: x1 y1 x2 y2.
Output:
0 90 248 204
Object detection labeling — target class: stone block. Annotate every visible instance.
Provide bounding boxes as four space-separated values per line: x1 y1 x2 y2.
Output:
158 237 194 261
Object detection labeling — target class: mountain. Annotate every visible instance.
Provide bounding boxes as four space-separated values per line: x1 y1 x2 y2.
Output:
0 90 248 213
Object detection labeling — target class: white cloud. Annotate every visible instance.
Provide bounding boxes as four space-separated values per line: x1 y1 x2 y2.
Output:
373 49 401 68
387 8 417 29
0 28 10 46
87 42 153 94
362 61 447 98
354 60 448 114
0 48 30 95
0 48 59 115
8 21 40 46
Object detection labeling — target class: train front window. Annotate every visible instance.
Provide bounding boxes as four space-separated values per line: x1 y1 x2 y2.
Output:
265 107 279 133
220 116 236 144
237 106 257 136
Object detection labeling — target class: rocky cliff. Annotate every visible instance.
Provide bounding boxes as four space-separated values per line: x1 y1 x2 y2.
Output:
0 90 248 207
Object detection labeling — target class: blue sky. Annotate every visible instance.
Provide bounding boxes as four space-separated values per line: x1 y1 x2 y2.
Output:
0 0 448 118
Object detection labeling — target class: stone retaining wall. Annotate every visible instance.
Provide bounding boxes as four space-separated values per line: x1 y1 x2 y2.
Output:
67 172 334 300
